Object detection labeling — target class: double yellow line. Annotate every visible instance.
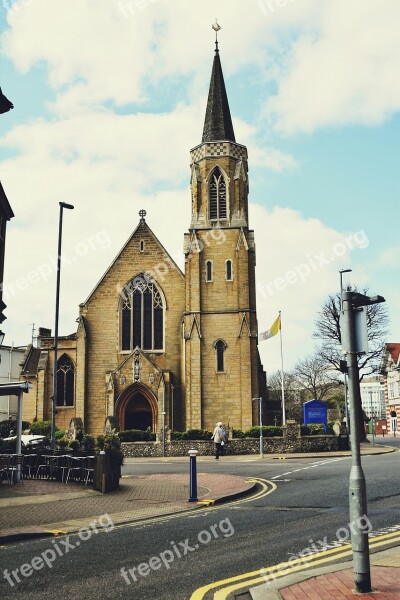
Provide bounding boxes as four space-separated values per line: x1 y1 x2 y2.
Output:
190 529 400 599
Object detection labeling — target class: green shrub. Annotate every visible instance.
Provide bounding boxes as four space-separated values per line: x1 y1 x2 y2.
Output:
82 434 96 452
0 420 30 439
30 420 52 437
232 429 246 438
98 434 124 466
119 429 154 442
55 429 66 440
243 426 283 438
186 429 212 440
171 431 187 440
58 436 70 448
301 423 333 436
68 439 81 451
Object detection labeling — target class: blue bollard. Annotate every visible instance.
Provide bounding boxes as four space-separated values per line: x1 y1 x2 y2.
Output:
188 448 198 502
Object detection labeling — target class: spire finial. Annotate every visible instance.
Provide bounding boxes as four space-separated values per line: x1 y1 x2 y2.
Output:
139 209 146 222
212 19 221 53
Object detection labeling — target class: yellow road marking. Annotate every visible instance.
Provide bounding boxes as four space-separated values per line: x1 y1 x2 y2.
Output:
190 530 400 600
110 478 275 533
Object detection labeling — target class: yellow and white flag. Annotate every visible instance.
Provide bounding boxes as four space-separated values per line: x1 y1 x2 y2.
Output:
259 314 281 341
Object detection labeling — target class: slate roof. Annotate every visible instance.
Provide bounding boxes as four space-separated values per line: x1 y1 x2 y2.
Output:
202 49 235 143
20 345 42 376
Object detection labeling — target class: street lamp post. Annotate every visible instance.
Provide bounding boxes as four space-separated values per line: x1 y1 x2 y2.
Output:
252 397 263 457
51 202 74 450
342 289 385 593
340 269 352 435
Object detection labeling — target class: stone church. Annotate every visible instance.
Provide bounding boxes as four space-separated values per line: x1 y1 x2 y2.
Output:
20 42 267 436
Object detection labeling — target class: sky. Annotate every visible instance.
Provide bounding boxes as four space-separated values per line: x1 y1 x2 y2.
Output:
0 0 399 375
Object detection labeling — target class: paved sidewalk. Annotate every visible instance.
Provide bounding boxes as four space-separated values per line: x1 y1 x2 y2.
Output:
0 472 254 544
248 546 400 599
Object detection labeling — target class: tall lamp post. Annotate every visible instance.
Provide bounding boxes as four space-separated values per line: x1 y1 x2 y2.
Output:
252 397 263 457
51 202 74 450
342 289 385 593
339 269 352 434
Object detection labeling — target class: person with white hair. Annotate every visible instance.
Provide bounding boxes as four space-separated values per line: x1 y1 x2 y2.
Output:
211 421 226 459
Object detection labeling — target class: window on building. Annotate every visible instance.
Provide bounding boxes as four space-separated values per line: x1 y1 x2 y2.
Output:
215 340 226 372
389 382 395 399
226 260 233 281
140 240 144 252
209 167 227 221
121 274 164 351
206 260 213 282
56 354 75 407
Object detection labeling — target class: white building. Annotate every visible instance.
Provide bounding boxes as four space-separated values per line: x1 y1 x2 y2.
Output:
0 345 26 421
360 376 385 419
381 343 400 434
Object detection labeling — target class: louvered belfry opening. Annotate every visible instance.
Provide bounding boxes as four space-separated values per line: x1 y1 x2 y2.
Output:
209 167 227 221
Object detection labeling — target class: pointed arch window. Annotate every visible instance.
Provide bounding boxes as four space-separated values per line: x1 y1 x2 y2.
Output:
215 340 227 373
121 274 164 352
206 260 213 282
209 167 227 221
56 354 75 407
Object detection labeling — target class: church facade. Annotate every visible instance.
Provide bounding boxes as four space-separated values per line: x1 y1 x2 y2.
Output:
20 44 267 436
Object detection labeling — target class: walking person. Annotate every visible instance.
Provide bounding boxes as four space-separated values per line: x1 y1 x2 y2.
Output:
211 421 226 459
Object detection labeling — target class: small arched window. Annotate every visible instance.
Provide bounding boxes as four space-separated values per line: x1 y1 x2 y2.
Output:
215 340 226 373
226 260 233 281
206 260 213 282
121 274 164 351
56 354 75 407
209 167 227 221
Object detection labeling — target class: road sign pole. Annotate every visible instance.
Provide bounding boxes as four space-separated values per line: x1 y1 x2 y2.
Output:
343 290 371 593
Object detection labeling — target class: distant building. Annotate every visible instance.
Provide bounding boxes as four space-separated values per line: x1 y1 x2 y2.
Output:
360 376 385 419
380 343 400 434
0 344 26 421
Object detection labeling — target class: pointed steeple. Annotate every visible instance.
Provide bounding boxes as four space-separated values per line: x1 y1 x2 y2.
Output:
202 33 235 143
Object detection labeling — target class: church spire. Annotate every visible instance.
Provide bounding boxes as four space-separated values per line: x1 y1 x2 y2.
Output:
202 22 235 143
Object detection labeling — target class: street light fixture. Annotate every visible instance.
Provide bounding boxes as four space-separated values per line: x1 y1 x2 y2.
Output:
252 397 263 457
51 202 74 450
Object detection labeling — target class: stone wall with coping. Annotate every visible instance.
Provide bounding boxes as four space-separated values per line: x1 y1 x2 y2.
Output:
122 435 339 457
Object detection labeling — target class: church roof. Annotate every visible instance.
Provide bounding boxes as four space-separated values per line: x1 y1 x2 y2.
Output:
202 47 235 143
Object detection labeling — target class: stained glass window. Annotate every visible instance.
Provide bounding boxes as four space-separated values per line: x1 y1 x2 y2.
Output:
120 274 164 351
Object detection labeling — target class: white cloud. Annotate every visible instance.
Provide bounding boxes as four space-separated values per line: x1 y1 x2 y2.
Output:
265 0 400 133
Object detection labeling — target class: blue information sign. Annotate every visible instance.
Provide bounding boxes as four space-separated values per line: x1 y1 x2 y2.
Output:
303 399 328 433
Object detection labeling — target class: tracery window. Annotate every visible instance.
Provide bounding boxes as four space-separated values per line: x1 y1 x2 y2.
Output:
121 274 164 351
56 354 75 407
209 167 227 220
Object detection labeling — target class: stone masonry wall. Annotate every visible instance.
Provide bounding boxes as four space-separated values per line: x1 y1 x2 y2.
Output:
122 436 339 457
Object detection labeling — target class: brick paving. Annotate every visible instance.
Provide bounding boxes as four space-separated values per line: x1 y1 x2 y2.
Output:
0 473 253 541
279 564 400 599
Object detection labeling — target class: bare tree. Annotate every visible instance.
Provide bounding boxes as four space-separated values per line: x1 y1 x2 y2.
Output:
313 290 389 380
292 353 341 402
267 370 303 423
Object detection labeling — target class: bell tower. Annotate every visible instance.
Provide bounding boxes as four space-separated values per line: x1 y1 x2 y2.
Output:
183 24 264 432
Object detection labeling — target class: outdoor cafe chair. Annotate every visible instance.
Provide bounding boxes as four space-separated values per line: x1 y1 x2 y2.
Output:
65 455 84 484
82 456 96 485
8 454 25 484
0 454 11 485
36 455 58 480
23 454 38 479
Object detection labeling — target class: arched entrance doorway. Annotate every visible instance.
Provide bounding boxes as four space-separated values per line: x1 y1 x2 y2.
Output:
125 393 152 430
116 384 158 432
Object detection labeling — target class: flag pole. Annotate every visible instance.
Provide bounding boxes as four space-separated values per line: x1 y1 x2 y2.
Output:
279 310 286 426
